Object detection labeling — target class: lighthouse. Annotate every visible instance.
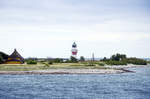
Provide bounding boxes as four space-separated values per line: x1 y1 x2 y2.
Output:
71 42 78 58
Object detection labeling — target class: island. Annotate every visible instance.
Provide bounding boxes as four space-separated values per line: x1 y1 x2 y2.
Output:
0 50 149 74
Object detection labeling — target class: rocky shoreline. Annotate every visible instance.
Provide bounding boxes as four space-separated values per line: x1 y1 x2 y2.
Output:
0 64 149 75
0 68 132 75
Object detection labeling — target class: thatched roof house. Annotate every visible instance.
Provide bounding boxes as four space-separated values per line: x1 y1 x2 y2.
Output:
5 49 24 64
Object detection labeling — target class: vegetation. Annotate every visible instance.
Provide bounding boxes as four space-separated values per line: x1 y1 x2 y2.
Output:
86 62 95 66
0 56 3 64
70 56 78 63
0 62 107 71
124 58 147 65
0 52 9 64
110 53 126 61
102 57 107 61
80 56 85 62
26 60 37 64
48 61 53 65
52 58 63 63
102 53 147 65
98 62 105 66
43 63 50 67
105 60 127 65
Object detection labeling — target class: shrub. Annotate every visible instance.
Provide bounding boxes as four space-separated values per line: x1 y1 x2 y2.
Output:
98 63 105 66
0 52 9 64
0 52 9 60
105 60 127 65
27 60 37 64
48 61 53 65
111 53 127 61
86 62 95 66
102 57 107 61
53 58 63 63
70 56 78 63
80 56 85 62
0 56 4 64
44 63 50 67
125 58 147 65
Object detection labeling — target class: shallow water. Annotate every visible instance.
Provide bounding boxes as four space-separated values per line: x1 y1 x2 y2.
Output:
0 67 150 99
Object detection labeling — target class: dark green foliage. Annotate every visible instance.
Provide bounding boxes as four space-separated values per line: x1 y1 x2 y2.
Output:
86 62 95 66
0 56 4 64
0 52 9 60
103 53 147 65
70 56 78 63
46 58 63 63
0 52 9 64
26 60 37 64
111 53 126 61
102 57 107 61
43 63 50 67
53 58 63 63
80 56 85 62
48 61 53 65
103 53 127 65
98 63 105 66
105 60 127 65
124 58 147 65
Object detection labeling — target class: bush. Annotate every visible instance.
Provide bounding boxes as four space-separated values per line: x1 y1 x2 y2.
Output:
0 56 4 64
27 60 37 64
98 63 105 66
70 56 78 63
53 58 63 63
125 58 147 65
86 62 95 66
48 61 53 65
0 52 9 64
105 60 127 65
111 53 127 61
44 63 50 67
80 56 85 62
0 52 9 60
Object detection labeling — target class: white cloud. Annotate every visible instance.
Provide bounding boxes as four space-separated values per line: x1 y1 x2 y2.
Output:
0 0 150 58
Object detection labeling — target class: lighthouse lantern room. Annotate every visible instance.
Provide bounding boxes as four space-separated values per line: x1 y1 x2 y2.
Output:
71 42 78 58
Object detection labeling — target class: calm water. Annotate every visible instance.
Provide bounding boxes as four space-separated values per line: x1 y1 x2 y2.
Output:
0 67 150 99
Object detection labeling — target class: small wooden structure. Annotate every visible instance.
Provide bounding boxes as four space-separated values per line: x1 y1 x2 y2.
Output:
5 49 24 64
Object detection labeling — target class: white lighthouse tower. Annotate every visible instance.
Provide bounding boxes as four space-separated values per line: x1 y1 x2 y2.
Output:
71 42 78 58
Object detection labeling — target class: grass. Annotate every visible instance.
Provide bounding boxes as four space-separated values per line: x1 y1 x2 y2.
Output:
0 64 47 71
0 62 107 71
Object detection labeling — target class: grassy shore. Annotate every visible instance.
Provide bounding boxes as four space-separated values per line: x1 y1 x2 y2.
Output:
0 63 107 71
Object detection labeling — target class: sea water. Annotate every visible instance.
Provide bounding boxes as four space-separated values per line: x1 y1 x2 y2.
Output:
0 67 150 99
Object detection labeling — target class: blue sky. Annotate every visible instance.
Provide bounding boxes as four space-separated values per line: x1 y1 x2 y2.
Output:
0 0 150 58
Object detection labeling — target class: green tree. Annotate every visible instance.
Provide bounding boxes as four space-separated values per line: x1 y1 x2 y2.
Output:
111 53 126 61
0 52 9 62
70 56 78 63
80 56 85 62
26 60 37 64
0 55 4 64
53 58 63 63
102 57 107 61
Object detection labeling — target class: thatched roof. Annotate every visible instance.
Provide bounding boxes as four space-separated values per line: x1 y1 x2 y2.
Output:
9 49 24 60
